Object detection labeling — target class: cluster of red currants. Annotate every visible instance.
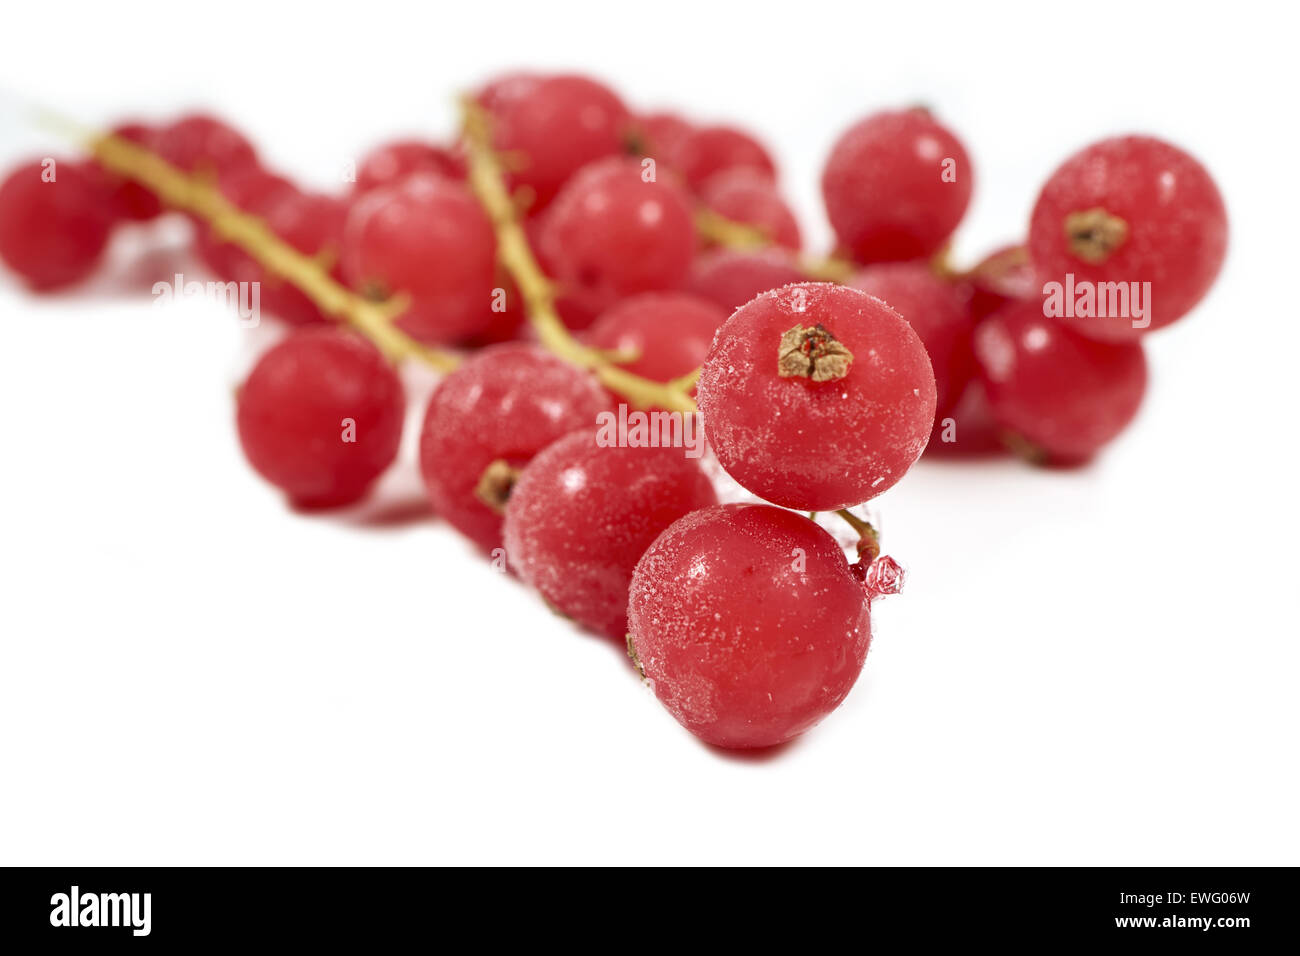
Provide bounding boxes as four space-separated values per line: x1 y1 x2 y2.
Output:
0 72 1227 750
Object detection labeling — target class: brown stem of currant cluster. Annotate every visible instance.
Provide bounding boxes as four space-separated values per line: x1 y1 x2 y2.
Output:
834 509 881 564
76 123 460 372
693 210 856 283
459 99 699 414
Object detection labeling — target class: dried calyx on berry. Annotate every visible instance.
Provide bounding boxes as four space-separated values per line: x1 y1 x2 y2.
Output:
1063 206 1128 264
474 459 522 515
777 323 854 382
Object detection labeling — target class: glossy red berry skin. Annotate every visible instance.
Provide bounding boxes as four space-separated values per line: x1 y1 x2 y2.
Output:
682 247 804 313
628 503 871 750
698 283 936 511
973 298 1147 462
155 114 258 179
848 262 975 418
700 168 801 249
584 292 728 384
1028 135 1227 341
418 344 611 553
236 328 406 508
341 172 497 344
504 431 718 641
822 108 972 262
675 125 777 192
536 157 698 320
484 74 630 211
353 139 465 194
0 159 116 290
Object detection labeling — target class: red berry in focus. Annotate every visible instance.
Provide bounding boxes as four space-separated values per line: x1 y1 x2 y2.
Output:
536 156 698 321
352 139 465 194
1028 135 1227 341
699 168 801 250
682 247 805 313
155 113 258 178
848 261 975 417
503 430 718 640
236 327 406 508
698 283 935 510
483 73 630 211
584 292 728 384
628 503 871 749
675 124 777 192
973 298 1147 463
822 107 972 262
341 172 497 344
0 159 116 290
418 344 611 553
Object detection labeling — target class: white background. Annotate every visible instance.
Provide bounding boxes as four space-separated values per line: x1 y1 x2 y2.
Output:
1 1 1297 865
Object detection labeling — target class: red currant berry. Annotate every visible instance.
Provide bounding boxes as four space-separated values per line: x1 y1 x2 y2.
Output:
699 168 801 250
483 73 630 211
973 298 1147 462
418 344 611 553
631 111 695 163
848 261 975 418
822 108 972 262
536 156 697 320
341 172 497 344
697 283 936 511
504 430 718 640
963 244 1037 321
628 503 871 749
236 327 406 508
682 247 804 313
352 139 465 194
1028 135 1227 341
0 159 117 290
584 292 728 384
675 124 776 192
155 113 258 179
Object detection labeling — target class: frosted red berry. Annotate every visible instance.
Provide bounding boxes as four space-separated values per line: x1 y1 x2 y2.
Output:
0 159 117 291
682 247 804 313
628 503 871 749
822 108 972 262
699 168 801 250
697 283 936 511
341 172 497 344
584 292 728 384
236 327 406 507
973 298 1147 462
418 344 611 553
503 430 718 640
675 124 777 192
848 261 975 417
536 156 697 320
1028 135 1227 341
353 139 465 194
483 73 630 211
